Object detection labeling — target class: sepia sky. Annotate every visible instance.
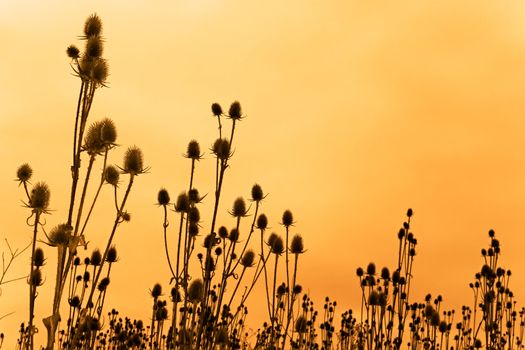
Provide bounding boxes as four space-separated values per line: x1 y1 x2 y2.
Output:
2 0 525 345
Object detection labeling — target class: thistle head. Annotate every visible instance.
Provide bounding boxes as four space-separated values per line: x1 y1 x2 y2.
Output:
106 246 118 263
16 163 32 184
211 103 223 117
295 316 307 333
90 249 102 266
231 197 247 217
188 279 204 303
290 234 305 254
251 184 264 202
123 146 146 175
157 188 170 206
185 140 202 160
257 214 268 230
84 13 102 38
228 101 242 120
241 250 255 267
91 58 109 86
218 226 228 239
29 182 50 212
212 138 230 160
104 165 120 186
85 36 103 59
282 210 294 227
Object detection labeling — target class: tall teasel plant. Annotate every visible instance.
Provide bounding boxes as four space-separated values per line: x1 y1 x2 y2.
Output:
156 102 306 349
14 14 146 350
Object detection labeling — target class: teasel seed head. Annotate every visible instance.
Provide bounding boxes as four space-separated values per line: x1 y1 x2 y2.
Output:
66 45 80 59
49 224 72 246
70 296 81 308
271 236 284 255
211 103 223 117
30 269 43 287
90 249 102 266
381 267 390 280
98 277 110 292
407 208 413 218
229 228 240 243
257 214 268 230
33 248 45 267
228 101 242 120
175 192 190 212
91 58 109 85
85 36 103 59
212 138 230 160
185 140 202 160
241 250 255 267
218 226 228 239
151 283 162 298
188 207 200 223
293 284 302 294
188 188 201 204
251 183 264 202
356 267 364 277
16 163 32 184
29 182 50 211
121 211 131 222
188 279 204 303
157 188 170 206
282 210 294 227
231 197 247 217
123 146 146 175
73 257 81 266
189 222 199 237
367 262 376 275
290 234 305 254
84 13 102 38
104 165 120 186
267 232 278 248
106 246 118 263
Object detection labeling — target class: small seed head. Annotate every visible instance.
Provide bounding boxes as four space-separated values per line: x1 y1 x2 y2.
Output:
157 188 170 206
84 13 102 37
33 248 45 267
241 250 255 267
218 226 228 238
188 279 204 303
90 249 102 266
175 192 190 212
232 197 247 217
106 246 118 263
186 140 201 160
282 210 293 227
188 207 200 223
85 36 103 59
212 138 230 160
271 236 285 255
49 224 72 245
104 165 120 186
30 182 50 211
228 101 242 120
295 316 307 333
16 163 32 183
290 234 305 254
30 269 43 287
151 283 162 298
251 184 264 202
123 146 145 175
267 232 278 248
257 214 268 230
229 228 240 243
91 58 109 85
66 45 80 59
211 103 223 116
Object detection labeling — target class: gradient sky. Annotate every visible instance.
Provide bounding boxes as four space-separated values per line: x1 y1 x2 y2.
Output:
2 0 525 346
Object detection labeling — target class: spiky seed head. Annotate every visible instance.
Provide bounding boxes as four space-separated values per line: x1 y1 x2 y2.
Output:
407 208 413 218
16 163 32 183
175 192 190 212
123 146 145 175
98 277 110 292
90 249 102 266
73 257 81 266
84 257 91 265
229 228 240 243
277 283 286 295
211 103 223 116
367 262 376 275
84 13 102 37
157 188 170 206
241 250 255 267
99 118 117 144
295 316 307 333
49 224 72 245
33 248 45 267
212 138 230 160
188 207 200 223
282 210 293 227
257 214 268 230
85 36 103 59
91 58 109 85
189 222 199 237
151 283 162 298
251 184 264 202
356 267 364 277
188 188 200 204
290 234 305 254
106 246 118 263
218 226 228 238
30 269 43 287
232 197 247 217
228 101 242 120
121 212 131 222
271 236 284 255
293 284 302 294
188 279 204 303
102 166 119 187
84 121 105 154
70 296 81 307
381 267 390 280
186 140 201 160
83 271 90 284
267 232 278 248
30 182 50 211
66 45 80 59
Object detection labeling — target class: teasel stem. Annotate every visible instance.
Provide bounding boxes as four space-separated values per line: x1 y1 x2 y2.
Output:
271 253 280 339
162 205 176 281
281 253 300 350
172 212 185 330
230 202 259 273
285 225 290 319
79 148 109 236
27 211 41 350
86 174 135 309
73 154 96 236
260 229 272 320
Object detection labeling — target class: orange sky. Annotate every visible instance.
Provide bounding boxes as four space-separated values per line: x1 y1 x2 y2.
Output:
2 0 525 346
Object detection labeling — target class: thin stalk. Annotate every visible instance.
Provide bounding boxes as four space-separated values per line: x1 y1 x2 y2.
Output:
27 211 41 350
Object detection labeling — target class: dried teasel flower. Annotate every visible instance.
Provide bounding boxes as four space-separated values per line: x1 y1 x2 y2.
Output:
150 283 162 298
188 207 200 224
33 248 45 267
106 246 118 263
98 277 110 292
91 58 109 86
157 188 170 206
90 249 102 266
241 250 255 267
85 36 103 59
98 167 118 189
66 45 80 59
231 197 247 217
16 163 32 184
189 222 199 237
188 188 203 204
212 138 230 160
175 192 190 212
257 214 268 230
271 236 284 255
367 262 376 275
211 103 223 117
188 279 204 303
228 101 242 120
84 13 102 38
30 269 43 287
122 146 146 175
282 210 294 227
229 228 240 243
29 182 51 211
185 140 202 160
267 232 278 248
251 184 264 202
218 226 228 239
290 234 305 254
49 224 72 246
